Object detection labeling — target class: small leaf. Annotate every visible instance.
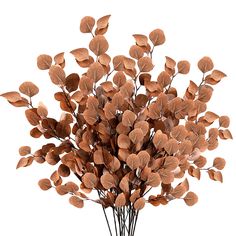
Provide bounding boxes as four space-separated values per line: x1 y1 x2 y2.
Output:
119 176 129 193
25 109 41 126
100 172 116 189
54 52 65 68
211 70 226 82
117 134 131 149
122 110 137 127
16 157 30 169
219 116 230 128
133 34 148 47
177 60 190 74
129 128 144 144
213 157 226 170
149 29 165 46
83 109 97 125
87 62 104 82
129 45 144 60
146 172 161 187
198 56 214 73
219 129 233 140
97 15 111 30
214 171 223 183
37 102 48 117
0 91 22 103
138 150 150 168
19 82 39 97
69 196 84 208
171 185 186 198
58 164 70 177
115 193 126 207
38 178 52 191
82 173 98 189
19 146 31 156
134 197 145 210
37 54 52 70
138 57 154 72
80 16 95 33
126 154 140 170
89 35 109 56
184 192 198 206
79 76 93 95
56 185 69 195
49 65 66 86
70 48 90 62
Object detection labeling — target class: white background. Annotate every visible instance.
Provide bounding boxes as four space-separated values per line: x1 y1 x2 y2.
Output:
0 0 235 235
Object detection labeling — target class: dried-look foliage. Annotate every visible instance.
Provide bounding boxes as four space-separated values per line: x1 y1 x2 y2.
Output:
1 15 232 236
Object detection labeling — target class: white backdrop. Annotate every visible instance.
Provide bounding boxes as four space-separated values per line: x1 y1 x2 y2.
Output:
0 0 235 235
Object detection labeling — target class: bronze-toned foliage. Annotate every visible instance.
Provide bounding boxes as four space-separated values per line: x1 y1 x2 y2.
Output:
1 15 232 236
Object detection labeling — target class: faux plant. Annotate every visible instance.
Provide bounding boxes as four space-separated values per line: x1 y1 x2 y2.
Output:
1 15 232 236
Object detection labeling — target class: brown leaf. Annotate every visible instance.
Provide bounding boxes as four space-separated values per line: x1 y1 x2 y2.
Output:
69 196 84 208
157 71 171 88
171 185 186 198
83 109 98 125
214 171 223 183
113 71 126 87
158 169 174 184
204 111 219 123
113 55 125 71
129 45 144 60
138 150 150 168
122 110 137 127
134 121 149 136
65 182 79 193
117 134 131 149
219 129 233 139
87 62 104 82
153 131 168 150
56 185 69 195
198 56 214 73
104 102 116 120
126 154 140 170
115 193 126 207
100 172 116 189
130 189 141 203
19 146 31 156
171 125 188 142
97 15 111 30
198 85 213 103
194 156 207 168
219 116 230 128
80 16 95 33
37 54 52 70
49 65 66 86
177 60 190 74
164 139 179 155
58 164 70 177
65 73 80 93
149 29 165 46
70 48 89 62
211 70 227 82
120 81 134 98
129 128 144 144
213 157 226 170
133 34 148 47
16 157 30 169
134 197 145 210
89 35 109 56
37 102 48 117
0 91 22 103
25 109 41 126
82 173 98 189
54 52 65 68
138 57 154 72
163 156 179 171
179 140 193 155
79 76 93 95
119 176 129 193
184 192 198 206
165 56 176 70
99 54 111 66
19 82 39 97
146 172 161 187
38 178 52 191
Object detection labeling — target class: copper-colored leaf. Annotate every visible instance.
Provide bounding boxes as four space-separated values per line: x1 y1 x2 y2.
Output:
89 35 109 56
177 60 190 74
129 45 144 60
49 65 66 86
171 185 186 198
130 189 141 203
198 56 214 73
97 15 111 30
171 125 188 142
87 62 104 82
19 146 31 156
82 173 98 189
126 154 140 170
37 54 52 70
153 131 168 150
157 71 171 88
219 116 230 128
117 134 131 149
214 171 223 183
0 91 22 103
113 71 126 87
146 172 161 187
158 169 174 184
58 164 70 177
129 128 144 144
100 172 116 189
164 139 179 155
198 85 213 103
184 192 198 206
115 193 126 207
19 82 39 97
119 176 129 193
134 121 149 136
79 76 93 95
38 178 52 191
54 52 65 68
138 150 150 168
69 196 84 208
213 157 226 170
134 197 145 210
83 109 97 125
163 156 179 171
70 48 89 62
122 110 137 127
219 129 233 140
165 56 176 70
138 57 154 72
56 185 69 195
204 111 219 123
25 109 41 126
211 70 227 82
80 16 95 33
149 29 165 46
37 102 48 117
133 34 148 47
16 157 30 169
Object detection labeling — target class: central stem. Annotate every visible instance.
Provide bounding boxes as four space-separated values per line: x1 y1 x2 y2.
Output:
101 205 140 236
